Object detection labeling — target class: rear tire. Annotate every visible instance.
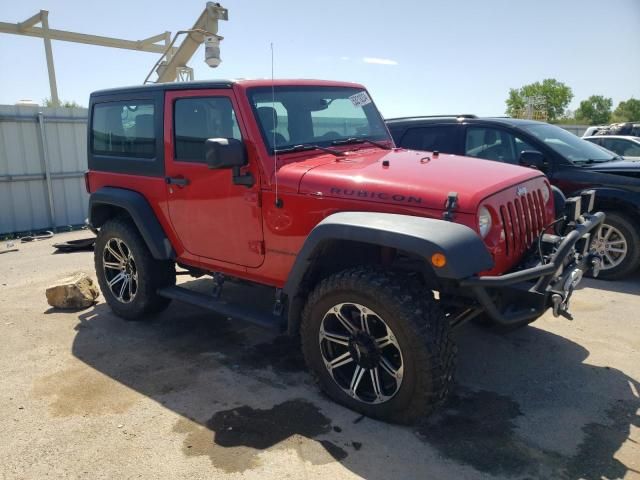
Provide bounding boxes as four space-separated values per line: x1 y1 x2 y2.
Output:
590 212 640 280
300 267 455 424
95 217 175 320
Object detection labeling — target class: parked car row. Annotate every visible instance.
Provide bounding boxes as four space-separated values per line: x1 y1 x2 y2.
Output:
583 122 640 138
386 115 640 279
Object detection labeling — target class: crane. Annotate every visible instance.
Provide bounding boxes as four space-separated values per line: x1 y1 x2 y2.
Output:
0 3 228 105
146 2 228 84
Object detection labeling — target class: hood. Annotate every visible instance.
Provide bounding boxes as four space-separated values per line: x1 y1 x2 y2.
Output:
295 148 544 213
582 159 640 174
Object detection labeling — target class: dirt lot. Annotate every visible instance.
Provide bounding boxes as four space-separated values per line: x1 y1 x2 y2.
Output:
0 231 638 480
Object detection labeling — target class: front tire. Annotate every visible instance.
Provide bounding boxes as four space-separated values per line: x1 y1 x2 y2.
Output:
95 217 175 320
590 212 640 280
300 267 455 424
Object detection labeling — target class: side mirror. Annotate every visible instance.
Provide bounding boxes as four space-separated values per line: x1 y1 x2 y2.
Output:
205 138 254 187
519 150 546 170
205 138 247 169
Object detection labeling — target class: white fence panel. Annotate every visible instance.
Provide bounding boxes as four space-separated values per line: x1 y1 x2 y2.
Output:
0 105 88 235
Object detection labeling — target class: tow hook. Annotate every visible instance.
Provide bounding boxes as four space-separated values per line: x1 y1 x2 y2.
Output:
551 294 573 320
551 268 583 320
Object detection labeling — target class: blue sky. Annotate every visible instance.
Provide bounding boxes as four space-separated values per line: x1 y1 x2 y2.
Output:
0 0 638 117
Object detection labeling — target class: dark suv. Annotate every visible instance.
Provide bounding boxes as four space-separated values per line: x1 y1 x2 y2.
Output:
387 115 640 279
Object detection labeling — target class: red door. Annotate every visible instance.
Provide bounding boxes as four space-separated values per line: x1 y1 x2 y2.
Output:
164 89 264 268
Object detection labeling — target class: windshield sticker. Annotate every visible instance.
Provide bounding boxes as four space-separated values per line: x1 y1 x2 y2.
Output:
349 91 372 107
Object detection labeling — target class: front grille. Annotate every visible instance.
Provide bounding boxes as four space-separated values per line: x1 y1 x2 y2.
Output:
499 188 547 257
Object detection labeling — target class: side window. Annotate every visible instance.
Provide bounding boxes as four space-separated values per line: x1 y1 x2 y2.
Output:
174 97 242 162
399 126 457 153
514 136 536 157
465 127 534 164
602 139 639 156
624 143 640 156
600 139 619 155
92 102 155 158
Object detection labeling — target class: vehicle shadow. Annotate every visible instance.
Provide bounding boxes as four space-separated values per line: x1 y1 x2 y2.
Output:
576 271 640 295
70 279 639 479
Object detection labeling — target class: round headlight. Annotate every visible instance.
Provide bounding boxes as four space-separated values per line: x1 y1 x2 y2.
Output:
542 183 551 204
478 206 492 238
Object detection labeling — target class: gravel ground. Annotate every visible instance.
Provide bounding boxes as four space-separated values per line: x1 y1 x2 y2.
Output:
0 231 638 480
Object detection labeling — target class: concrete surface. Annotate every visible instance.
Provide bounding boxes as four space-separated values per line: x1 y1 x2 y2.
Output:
0 231 638 480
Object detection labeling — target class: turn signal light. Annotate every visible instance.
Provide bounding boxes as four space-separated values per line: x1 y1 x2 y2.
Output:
431 253 447 268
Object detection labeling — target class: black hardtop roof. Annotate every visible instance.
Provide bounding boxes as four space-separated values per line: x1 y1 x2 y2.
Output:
90 78 364 98
385 115 542 127
90 80 235 97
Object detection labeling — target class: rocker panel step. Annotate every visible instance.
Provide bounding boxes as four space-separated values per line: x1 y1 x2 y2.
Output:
157 285 284 331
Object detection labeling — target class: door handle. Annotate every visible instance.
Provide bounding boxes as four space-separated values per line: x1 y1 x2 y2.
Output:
165 176 190 186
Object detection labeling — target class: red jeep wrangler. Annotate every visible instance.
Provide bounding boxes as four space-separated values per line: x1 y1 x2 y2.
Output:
86 79 603 423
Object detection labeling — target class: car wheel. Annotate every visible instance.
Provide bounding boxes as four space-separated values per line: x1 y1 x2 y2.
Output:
590 212 640 280
95 217 175 320
300 267 455 424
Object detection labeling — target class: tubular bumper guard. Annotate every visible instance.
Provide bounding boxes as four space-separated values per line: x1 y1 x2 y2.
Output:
459 208 605 326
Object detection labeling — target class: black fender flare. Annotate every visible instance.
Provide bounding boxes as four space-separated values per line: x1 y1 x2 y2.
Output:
88 187 175 260
283 212 493 331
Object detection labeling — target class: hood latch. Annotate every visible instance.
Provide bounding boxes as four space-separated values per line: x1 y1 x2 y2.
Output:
443 192 458 221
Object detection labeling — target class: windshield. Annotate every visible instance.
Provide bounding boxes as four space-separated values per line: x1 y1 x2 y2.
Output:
521 123 616 164
248 86 391 153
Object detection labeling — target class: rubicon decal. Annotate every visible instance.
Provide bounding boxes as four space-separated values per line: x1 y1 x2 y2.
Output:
330 187 422 204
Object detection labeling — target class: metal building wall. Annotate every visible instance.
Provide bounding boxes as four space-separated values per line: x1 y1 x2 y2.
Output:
558 124 589 137
0 105 88 235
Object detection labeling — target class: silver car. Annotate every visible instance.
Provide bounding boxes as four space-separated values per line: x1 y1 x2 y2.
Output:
583 135 640 161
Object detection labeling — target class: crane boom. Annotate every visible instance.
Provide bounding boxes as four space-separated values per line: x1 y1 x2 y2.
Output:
154 2 228 83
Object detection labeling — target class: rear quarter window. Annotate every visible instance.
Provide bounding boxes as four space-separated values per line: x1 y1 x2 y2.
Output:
88 91 164 176
92 102 156 158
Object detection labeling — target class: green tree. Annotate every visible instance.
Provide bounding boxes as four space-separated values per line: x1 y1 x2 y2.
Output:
575 95 612 125
612 98 640 122
42 98 83 108
505 79 573 122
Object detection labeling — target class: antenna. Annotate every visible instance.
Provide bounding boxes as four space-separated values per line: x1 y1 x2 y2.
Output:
271 42 283 208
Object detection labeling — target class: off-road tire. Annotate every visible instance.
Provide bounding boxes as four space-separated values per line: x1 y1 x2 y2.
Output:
95 217 175 320
300 267 455 424
591 212 640 280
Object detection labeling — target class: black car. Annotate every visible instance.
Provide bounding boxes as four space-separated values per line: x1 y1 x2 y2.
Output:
387 115 640 279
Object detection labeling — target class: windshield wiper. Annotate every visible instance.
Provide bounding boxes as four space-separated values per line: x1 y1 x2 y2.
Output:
575 157 616 165
273 144 345 157
331 137 392 150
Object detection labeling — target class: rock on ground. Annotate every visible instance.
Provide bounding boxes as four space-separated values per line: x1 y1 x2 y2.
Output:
45 272 99 309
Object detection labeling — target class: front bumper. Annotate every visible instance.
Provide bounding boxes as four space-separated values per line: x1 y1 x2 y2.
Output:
459 209 605 326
